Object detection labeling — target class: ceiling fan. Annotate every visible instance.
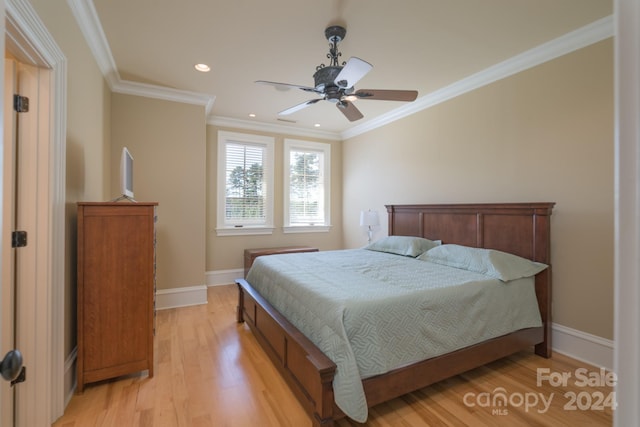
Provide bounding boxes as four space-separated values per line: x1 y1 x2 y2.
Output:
256 25 418 122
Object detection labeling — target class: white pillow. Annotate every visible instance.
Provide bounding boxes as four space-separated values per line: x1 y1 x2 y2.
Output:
418 244 548 281
365 236 441 257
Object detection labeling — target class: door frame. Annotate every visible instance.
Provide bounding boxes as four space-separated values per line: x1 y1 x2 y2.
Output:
2 0 67 423
614 0 640 425
1 53 16 427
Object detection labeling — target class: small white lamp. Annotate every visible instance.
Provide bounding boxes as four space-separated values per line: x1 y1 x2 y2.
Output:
360 209 380 244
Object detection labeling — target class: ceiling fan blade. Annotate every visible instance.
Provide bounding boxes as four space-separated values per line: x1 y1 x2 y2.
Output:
255 80 318 93
354 89 419 102
336 100 364 122
279 98 323 116
334 57 372 89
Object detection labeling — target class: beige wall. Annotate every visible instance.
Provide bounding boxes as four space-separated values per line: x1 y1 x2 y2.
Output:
342 40 614 340
29 0 112 358
111 94 207 290
22 0 616 371
206 126 343 271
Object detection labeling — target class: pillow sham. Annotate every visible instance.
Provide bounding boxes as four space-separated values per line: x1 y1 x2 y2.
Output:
418 244 548 281
365 235 441 257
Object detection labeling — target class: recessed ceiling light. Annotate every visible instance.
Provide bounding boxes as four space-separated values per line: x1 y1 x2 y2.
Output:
194 63 210 72
249 113 256 118
314 123 321 127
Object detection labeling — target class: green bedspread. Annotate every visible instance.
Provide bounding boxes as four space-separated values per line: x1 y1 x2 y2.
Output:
245 249 542 422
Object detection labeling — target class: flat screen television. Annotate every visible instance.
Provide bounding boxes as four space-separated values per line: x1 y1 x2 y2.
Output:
120 147 134 199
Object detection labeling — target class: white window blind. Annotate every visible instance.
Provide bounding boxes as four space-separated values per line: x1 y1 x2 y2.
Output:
217 131 274 235
225 142 266 224
284 139 331 232
288 149 324 224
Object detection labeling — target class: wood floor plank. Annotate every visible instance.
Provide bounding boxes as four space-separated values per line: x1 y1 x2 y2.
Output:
53 285 613 426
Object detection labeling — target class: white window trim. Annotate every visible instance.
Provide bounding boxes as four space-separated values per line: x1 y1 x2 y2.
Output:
283 139 331 233
282 224 332 234
216 131 275 236
216 226 275 237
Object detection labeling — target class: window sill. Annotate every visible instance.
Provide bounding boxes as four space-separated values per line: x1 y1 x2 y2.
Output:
215 226 275 236
282 225 331 234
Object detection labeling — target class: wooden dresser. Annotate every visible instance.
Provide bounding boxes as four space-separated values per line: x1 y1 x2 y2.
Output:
76 202 157 392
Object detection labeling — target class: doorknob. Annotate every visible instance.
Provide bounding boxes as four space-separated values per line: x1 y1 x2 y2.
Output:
0 350 23 382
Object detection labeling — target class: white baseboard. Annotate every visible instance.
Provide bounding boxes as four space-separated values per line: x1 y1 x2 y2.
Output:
155 285 208 310
206 268 244 286
551 322 614 370
63 346 77 407
151 272 242 311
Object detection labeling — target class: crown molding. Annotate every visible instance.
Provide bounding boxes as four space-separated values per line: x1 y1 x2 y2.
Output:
113 79 216 112
341 15 614 140
69 0 612 139
67 0 215 113
66 0 118 86
208 116 341 141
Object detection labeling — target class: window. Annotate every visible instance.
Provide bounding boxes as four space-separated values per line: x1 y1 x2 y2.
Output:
283 139 331 233
217 131 274 235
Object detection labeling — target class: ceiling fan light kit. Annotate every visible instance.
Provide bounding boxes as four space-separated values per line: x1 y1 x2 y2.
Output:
256 25 418 122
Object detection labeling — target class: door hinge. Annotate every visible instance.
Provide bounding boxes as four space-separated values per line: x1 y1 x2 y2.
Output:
13 94 29 113
11 231 27 248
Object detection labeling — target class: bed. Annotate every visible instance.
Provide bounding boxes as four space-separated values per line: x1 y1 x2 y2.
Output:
235 202 554 426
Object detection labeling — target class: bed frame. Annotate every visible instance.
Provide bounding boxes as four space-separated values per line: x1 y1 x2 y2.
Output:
236 202 554 426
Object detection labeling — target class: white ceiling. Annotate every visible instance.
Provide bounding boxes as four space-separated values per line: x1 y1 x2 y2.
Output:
87 0 612 138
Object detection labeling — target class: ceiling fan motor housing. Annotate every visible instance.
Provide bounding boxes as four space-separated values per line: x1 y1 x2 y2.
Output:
313 66 340 92
313 66 354 101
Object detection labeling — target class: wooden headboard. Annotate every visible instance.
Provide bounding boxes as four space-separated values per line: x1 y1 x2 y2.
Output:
386 202 555 357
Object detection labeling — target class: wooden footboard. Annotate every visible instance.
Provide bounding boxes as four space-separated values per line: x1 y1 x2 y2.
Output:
359 326 544 409
236 278 337 427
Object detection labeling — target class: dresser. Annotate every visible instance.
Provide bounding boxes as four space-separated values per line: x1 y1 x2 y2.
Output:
76 202 157 392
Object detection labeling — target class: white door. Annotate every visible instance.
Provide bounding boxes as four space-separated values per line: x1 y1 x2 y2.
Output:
1 57 44 427
1 57 23 427
3 3 66 424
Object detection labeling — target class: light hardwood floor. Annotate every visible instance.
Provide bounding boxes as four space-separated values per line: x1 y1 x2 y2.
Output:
53 285 613 426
